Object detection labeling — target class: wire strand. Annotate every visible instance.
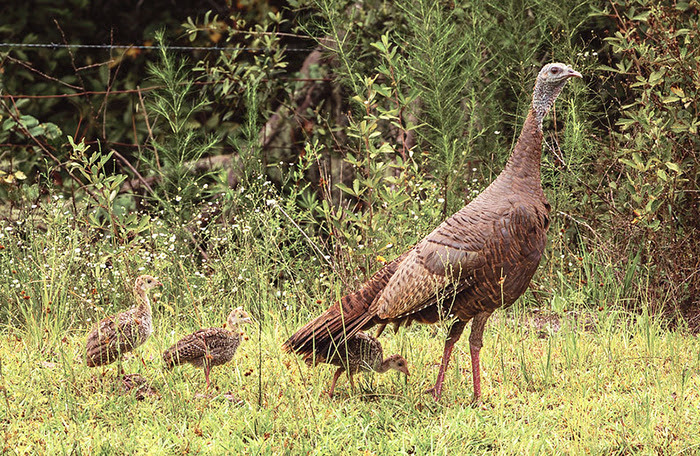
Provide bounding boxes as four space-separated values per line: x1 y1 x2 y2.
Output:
0 42 314 53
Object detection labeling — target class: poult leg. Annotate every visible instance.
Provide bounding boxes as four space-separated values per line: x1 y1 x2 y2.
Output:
468 312 491 405
347 373 356 391
424 320 467 401
329 368 344 398
204 364 211 389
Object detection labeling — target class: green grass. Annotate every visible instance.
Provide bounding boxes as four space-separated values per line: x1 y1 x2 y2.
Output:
0 167 695 455
1 302 698 455
0 190 698 455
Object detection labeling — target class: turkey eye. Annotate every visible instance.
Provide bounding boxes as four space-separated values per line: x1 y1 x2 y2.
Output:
551 67 560 74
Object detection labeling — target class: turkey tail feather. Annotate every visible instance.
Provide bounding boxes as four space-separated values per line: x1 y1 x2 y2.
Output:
283 249 411 362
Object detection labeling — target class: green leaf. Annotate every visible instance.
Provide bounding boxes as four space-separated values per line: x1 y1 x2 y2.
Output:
648 69 665 86
19 115 39 128
335 182 356 197
630 11 651 22
665 162 682 174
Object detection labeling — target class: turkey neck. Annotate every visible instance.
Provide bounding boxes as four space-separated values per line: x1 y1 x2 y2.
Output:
500 110 544 195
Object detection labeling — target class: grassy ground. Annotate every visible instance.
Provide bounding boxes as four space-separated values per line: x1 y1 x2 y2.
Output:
1 302 698 455
0 184 697 454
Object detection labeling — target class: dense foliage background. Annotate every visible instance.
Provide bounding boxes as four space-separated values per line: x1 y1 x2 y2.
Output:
0 0 698 331
1 1 699 454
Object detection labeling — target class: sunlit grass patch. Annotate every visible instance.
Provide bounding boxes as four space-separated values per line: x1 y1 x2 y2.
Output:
1 302 699 454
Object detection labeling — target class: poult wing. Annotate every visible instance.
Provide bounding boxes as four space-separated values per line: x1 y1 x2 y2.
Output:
164 332 209 366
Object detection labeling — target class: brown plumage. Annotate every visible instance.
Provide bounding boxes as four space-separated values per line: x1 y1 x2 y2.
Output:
324 332 410 397
85 275 163 368
162 307 252 388
284 63 581 402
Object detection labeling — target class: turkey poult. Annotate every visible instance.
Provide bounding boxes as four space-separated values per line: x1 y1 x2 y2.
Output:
86 275 163 368
162 307 252 388
324 332 410 398
284 63 582 403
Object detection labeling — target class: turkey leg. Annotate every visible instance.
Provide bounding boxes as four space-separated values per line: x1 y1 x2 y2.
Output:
468 311 491 405
424 320 467 400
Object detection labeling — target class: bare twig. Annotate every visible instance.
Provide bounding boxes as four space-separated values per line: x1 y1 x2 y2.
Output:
0 78 329 100
99 30 123 140
109 149 154 195
136 86 161 172
3 55 83 90
556 211 602 242
53 19 97 123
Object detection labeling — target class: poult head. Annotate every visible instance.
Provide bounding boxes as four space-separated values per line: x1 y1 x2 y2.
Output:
532 63 582 121
385 354 410 376
225 307 253 328
134 275 163 293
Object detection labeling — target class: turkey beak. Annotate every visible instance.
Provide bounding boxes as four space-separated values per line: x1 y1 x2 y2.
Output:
402 366 410 376
567 68 582 79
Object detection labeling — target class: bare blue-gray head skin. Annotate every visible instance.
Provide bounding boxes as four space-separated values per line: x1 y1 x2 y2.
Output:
532 63 582 125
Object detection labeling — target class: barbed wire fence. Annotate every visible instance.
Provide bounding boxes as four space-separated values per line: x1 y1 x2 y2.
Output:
0 38 331 177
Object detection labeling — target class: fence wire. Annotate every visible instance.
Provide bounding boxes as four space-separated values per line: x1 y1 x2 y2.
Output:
0 42 315 53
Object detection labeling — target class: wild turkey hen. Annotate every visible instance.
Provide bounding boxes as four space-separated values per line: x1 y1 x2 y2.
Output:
86 275 163 368
323 332 410 397
162 307 252 388
284 63 581 402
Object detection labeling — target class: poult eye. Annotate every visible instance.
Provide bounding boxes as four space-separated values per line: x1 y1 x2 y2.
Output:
550 67 560 74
